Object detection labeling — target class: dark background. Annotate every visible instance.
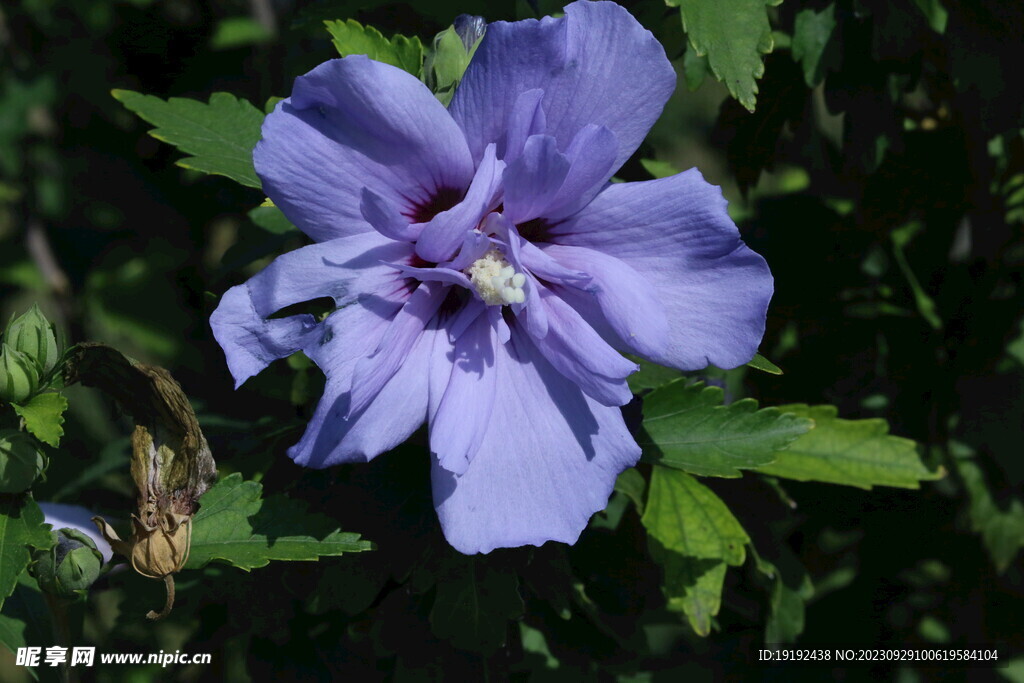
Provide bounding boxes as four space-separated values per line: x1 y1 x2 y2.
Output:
1 0 1021 680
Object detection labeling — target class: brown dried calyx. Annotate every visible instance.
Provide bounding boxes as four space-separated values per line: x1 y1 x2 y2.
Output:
64 343 216 620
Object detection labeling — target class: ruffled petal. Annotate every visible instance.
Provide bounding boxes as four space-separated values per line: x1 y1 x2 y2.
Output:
210 285 320 387
431 323 641 554
502 128 618 224
361 188 420 242
549 170 773 370
539 244 670 360
429 312 497 475
503 135 570 224
256 56 475 242
529 287 637 406
210 232 414 386
348 282 447 415
502 89 547 164
415 143 504 262
238 232 414 318
518 240 591 287
388 264 470 289
450 1 675 173
289 303 450 467
543 124 618 220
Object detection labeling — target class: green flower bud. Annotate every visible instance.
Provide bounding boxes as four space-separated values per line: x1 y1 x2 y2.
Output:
4 305 60 375
0 429 45 493
0 344 40 403
31 528 104 599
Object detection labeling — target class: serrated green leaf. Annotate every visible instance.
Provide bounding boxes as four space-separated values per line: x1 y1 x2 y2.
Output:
112 90 265 188
746 353 783 375
12 392 67 447
640 381 813 477
756 404 941 489
325 19 424 76
186 473 371 571
955 452 1024 573
792 4 837 87
671 0 779 112
0 496 53 611
642 468 749 635
430 557 524 654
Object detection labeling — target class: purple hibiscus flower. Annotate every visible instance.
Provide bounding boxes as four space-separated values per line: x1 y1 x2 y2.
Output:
211 1 772 554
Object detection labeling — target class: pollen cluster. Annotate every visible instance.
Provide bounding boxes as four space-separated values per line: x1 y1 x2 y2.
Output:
466 249 526 306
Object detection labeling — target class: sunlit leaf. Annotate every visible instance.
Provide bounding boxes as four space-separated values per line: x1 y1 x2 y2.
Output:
325 19 424 76
424 26 481 105
642 468 749 635
757 404 941 489
112 90 265 188
12 392 68 447
747 353 783 375
641 381 813 477
187 474 371 571
670 0 781 111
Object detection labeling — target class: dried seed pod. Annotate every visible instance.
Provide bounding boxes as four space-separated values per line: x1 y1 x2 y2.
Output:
65 343 217 620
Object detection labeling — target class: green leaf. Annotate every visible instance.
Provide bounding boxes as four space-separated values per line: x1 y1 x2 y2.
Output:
642 468 749 635
430 557 524 653
640 381 813 477
792 4 838 87
614 467 647 515
308 555 390 616
626 356 680 393
891 222 942 330
0 495 53 611
639 159 681 180
112 90 265 188
954 450 1024 573
752 551 814 643
0 614 23 655
671 0 780 112
186 473 371 571
756 404 942 489
325 19 424 76
683 40 710 91
247 205 296 235
746 352 783 375
912 0 948 33
210 17 274 50
0 569 53 660
424 26 481 106
12 392 67 447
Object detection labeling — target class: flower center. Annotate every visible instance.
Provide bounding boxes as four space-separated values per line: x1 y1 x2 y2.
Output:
465 249 526 305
